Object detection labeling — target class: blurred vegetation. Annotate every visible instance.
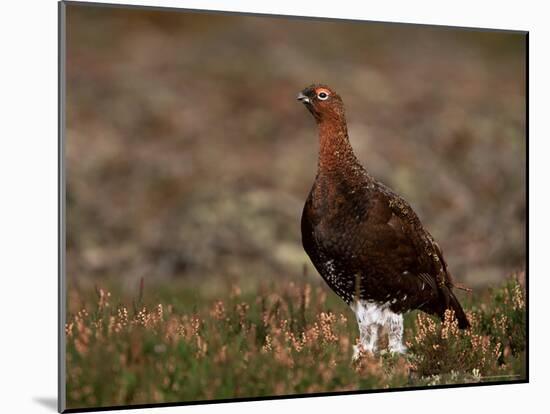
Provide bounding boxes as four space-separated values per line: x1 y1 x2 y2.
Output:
65 3 526 408
66 5 526 292
65 274 525 409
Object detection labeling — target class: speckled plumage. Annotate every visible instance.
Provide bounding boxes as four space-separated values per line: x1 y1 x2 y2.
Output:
298 84 470 337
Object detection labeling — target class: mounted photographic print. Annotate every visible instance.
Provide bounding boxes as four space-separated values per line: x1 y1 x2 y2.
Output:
59 1 528 412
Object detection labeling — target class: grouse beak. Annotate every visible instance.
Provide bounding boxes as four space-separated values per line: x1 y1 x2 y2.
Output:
297 92 311 104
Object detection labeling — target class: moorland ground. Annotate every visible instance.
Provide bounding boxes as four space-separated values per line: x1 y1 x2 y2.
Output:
66 274 526 409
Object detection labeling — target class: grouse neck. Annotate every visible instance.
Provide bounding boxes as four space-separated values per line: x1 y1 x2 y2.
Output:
317 118 360 174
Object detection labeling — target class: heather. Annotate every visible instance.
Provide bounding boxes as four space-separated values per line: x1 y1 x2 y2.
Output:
66 274 526 409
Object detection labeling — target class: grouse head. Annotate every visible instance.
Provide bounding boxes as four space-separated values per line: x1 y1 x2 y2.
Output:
297 84 345 123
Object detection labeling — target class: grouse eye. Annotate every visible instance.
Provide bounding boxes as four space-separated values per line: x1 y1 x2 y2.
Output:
317 92 329 100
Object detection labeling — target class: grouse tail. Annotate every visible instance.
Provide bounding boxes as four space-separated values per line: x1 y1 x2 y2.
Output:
447 290 470 329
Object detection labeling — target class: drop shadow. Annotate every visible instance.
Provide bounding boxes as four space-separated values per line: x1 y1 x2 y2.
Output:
33 397 58 412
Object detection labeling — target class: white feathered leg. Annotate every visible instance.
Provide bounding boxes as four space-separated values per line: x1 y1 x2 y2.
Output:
351 301 382 360
351 301 408 359
386 311 407 354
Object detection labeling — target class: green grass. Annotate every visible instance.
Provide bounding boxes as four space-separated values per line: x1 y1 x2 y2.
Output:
65 274 526 409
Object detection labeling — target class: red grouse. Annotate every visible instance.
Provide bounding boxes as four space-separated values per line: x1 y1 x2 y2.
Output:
297 84 470 357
